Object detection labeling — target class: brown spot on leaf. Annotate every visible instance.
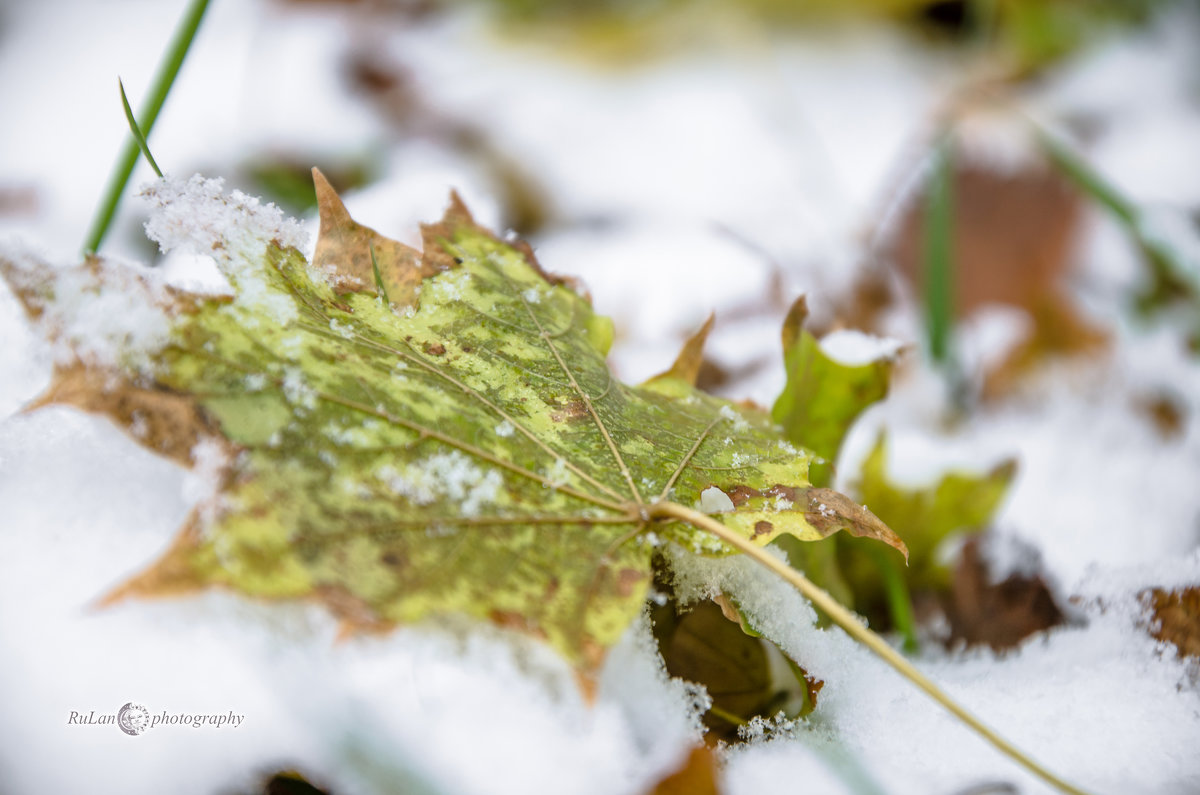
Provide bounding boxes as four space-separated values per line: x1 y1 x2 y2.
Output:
725 484 762 507
1144 586 1200 659
763 484 801 503
550 398 588 423
753 520 774 538
424 342 446 356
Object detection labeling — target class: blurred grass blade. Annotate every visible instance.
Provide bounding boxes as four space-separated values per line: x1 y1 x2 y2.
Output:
1039 129 1200 296
866 544 918 653
119 79 163 178
81 0 211 255
924 135 956 366
1038 130 1136 225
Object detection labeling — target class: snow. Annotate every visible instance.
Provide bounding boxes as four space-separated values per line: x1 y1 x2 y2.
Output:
142 174 308 259
700 486 735 514
818 329 904 366
1 1 1199 794
380 451 504 517
0 244 173 371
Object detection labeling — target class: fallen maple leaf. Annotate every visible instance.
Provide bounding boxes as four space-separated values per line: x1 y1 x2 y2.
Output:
0 171 903 674
0 171 1100 793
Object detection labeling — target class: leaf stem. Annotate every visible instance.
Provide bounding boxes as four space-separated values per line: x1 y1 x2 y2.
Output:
81 0 211 255
649 500 1093 795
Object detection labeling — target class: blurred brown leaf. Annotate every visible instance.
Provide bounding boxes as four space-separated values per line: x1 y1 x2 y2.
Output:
943 537 1064 651
889 159 1110 397
1145 587 1200 660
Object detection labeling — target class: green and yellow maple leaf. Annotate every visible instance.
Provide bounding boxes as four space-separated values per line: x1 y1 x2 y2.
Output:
843 433 1016 598
0 171 903 674
0 171 1098 793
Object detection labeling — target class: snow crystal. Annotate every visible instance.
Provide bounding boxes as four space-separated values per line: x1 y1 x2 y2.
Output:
325 422 370 447
719 404 750 431
523 287 542 304
494 420 515 438
281 368 318 412
141 174 308 259
699 486 734 514
818 329 904 366
381 451 503 517
429 271 466 301
279 335 305 359
544 458 570 489
312 262 365 293
328 317 356 340
141 175 307 327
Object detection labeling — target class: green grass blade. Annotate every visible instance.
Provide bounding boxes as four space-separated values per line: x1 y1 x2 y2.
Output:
866 544 918 653
1038 130 1136 225
370 244 391 305
81 0 211 255
118 79 163 178
923 135 956 366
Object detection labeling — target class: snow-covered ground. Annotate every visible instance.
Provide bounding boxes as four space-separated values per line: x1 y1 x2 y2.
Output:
1 1 1198 793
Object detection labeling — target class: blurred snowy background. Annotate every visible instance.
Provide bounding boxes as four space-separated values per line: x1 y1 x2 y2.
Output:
1 0 1198 793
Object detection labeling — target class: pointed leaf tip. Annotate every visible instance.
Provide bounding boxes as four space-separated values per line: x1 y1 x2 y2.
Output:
311 168 426 309
312 166 352 226
445 189 475 224
419 190 483 273
650 313 716 387
781 295 809 355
